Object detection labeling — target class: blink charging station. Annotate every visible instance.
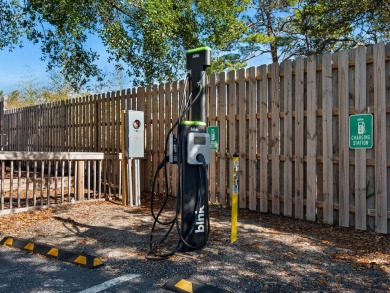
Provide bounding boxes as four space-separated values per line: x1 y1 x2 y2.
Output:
148 47 211 259
179 47 211 251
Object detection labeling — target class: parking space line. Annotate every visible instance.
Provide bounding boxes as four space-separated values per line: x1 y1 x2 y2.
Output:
78 274 141 293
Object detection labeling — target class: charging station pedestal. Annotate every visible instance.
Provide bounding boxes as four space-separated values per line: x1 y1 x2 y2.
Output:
180 47 211 251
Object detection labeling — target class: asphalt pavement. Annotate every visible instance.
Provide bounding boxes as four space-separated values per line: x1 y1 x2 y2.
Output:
0 246 157 293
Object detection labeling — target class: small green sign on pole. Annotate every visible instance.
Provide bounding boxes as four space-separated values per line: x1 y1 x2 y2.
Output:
207 126 219 151
349 114 373 149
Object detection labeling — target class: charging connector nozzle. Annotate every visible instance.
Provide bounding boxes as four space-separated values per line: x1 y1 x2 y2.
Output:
196 154 207 169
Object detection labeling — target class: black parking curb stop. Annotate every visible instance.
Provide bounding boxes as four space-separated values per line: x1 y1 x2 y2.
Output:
164 277 229 293
0 236 104 269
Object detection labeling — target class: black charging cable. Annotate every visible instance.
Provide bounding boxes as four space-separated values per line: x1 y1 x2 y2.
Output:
196 154 208 169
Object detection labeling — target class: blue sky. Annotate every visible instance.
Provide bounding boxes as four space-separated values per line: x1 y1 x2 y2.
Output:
0 34 124 94
0 36 270 95
0 42 47 94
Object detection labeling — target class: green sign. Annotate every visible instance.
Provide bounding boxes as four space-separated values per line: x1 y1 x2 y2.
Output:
207 126 219 151
349 114 373 149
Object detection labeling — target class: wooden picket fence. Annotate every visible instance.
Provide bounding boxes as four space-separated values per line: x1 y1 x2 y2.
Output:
1 43 389 233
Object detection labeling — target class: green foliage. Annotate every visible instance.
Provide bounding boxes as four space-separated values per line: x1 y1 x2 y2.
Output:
0 0 249 90
237 0 300 63
6 90 24 109
2 0 389 89
355 0 390 44
220 0 390 68
209 54 247 73
288 0 390 57
293 0 363 56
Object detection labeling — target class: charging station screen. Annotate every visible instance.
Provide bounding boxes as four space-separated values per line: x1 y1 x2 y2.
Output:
194 136 206 145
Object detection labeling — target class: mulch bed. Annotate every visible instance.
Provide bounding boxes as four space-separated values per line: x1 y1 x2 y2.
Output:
0 196 389 292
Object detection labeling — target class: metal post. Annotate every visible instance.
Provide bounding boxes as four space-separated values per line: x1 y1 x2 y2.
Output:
127 158 133 207
135 159 141 206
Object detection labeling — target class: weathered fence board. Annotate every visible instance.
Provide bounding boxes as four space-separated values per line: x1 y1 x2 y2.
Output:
171 81 179 198
270 63 280 215
209 74 217 203
238 68 246 209
306 56 317 222
158 83 165 192
228 70 236 206
151 84 159 192
282 60 293 217
259 65 269 213
322 53 334 225
248 67 257 211
294 59 304 219
373 43 387 233
338 50 350 227
218 72 227 206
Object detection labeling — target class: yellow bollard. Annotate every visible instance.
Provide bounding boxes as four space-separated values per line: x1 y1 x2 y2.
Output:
231 154 239 243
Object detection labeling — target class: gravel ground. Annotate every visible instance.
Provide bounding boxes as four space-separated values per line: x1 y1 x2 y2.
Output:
0 198 390 292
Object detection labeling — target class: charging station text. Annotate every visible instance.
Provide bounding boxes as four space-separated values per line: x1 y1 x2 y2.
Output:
195 205 205 233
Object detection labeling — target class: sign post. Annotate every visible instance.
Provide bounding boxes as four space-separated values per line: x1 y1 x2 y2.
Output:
349 114 373 149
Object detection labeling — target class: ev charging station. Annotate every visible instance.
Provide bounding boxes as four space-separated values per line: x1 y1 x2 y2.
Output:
179 47 211 251
148 47 211 259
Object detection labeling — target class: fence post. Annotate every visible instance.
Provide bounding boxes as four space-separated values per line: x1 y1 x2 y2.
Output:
77 161 85 201
120 111 128 205
0 97 4 150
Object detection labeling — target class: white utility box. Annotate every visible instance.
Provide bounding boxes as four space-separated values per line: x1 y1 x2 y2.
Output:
125 110 145 158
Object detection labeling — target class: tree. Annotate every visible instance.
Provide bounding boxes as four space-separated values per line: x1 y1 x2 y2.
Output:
42 70 78 103
293 0 363 56
354 0 390 44
0 0 249 90
216 0 390 69
243 0 300 64
207 0 298 71
5 90 24 109
4 70 75 109
291 0 390 58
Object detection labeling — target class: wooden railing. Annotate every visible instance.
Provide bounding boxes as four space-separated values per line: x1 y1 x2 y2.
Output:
0 152 120 214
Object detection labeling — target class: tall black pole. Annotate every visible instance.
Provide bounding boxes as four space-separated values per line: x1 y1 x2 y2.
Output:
180 47 211 251
186 47 211 122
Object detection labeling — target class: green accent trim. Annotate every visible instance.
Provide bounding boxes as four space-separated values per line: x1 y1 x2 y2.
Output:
187 47 211 54
181 121 207 126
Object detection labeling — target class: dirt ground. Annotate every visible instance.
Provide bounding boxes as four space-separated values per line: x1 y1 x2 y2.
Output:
0 197 390 292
